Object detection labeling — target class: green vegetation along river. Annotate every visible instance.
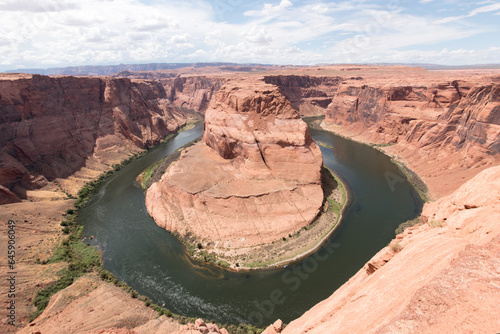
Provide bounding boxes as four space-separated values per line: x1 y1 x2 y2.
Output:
79 118 423 326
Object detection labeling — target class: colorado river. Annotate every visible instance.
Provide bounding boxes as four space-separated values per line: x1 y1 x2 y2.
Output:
79 118 422 326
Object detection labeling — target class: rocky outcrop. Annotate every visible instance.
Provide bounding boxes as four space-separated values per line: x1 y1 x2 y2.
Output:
0 74 187 203
442 84 500 154
111 72 227 113
146 79 323 255
161 76 226 113
323 77 499 197
264 75 341 116
271 165 500 334
326 81 500 153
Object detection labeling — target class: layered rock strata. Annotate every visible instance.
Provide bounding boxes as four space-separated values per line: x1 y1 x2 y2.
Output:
322 75 500 197
0 74 187 203
326 81 500 154
146 79 323 252
263 75 341 116
161 76 225 113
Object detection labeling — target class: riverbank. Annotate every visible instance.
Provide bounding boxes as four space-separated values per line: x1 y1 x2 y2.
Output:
308 118 429 202
274 161 500 334
314 118 497 201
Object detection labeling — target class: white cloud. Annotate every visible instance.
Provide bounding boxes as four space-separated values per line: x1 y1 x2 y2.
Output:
377 46 500 65
244 0 293 17
0 0 499 70
469 2 500 15
0 0 79 12
62 16 103 26
436 2 500 23
245 27 273 45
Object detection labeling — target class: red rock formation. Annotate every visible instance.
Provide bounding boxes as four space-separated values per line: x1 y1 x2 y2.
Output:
263 75 341 116
325 81 500 153
323 76 499 197
16 274 230 334
4 66 499 334
146 79 323 253
0 74 187 203
161 76 226 113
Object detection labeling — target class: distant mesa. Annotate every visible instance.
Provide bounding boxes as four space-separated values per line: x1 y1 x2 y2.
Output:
4 62 280 76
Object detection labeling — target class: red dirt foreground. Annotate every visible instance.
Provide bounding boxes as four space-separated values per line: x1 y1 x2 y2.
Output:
145 79 324 262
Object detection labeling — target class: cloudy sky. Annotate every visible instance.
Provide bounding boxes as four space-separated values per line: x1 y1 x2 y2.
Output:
0 0 499 71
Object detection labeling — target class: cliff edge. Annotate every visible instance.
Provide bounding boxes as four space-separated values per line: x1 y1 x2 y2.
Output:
0 74 187 204
322 76 500 198
268 165 500 334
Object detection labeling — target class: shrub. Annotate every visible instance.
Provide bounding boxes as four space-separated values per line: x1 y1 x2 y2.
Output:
389 241 402 253
100 270 116 282
395 218 421 235
429 220 443 228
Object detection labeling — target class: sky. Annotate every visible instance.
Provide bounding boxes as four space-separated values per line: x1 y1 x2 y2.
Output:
0 0 499 71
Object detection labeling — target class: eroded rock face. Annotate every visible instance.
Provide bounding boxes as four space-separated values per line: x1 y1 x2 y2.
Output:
325 81 500 154
263 75 341 116
0 74 187 203
146 79 323 251
162 76 226 113
323 77 500 198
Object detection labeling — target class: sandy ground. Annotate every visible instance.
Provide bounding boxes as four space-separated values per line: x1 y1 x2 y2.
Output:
0 199 73 332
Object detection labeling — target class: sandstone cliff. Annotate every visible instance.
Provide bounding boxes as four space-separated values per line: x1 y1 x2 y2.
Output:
146 79 323 260
270 165 500 334
5 67 499 334
110 71 227 113
0 74 187 204
16 274 231 334
325 81 500 154
321 73 500 197
161 76 225 113
263 75 341 116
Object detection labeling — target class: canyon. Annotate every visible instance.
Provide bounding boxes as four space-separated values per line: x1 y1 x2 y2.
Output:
0 73 188 204
0 65 499 334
